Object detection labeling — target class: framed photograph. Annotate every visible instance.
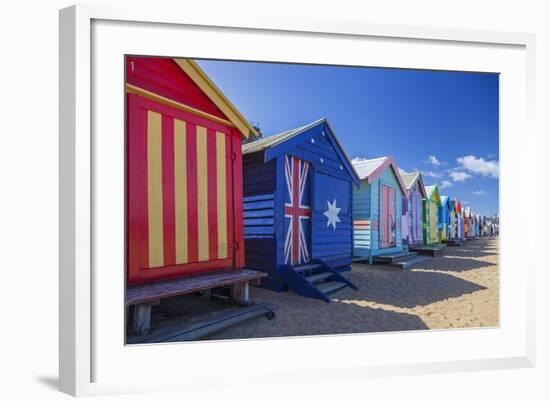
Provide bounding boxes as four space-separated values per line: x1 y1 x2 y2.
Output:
59 4 535 396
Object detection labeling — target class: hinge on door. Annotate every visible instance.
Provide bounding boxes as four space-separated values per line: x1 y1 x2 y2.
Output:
231 152 237 161
233 242 239 252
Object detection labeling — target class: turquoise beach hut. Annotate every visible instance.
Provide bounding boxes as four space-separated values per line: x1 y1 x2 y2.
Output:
352 157 408 263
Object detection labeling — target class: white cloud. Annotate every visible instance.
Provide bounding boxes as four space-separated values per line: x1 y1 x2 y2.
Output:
440 180 453 189
351 156 368 163
457 155 499 178
426 155 441 166
473 190 488 195
450 171 472 182
421 170 442 179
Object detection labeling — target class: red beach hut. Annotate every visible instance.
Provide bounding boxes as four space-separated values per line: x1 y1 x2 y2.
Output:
125 57 259 284
125 57 277 339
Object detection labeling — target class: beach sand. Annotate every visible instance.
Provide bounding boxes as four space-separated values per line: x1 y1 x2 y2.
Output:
209 237 499 340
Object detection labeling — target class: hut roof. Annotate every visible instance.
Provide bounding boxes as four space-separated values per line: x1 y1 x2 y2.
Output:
174 59 259 139
352 157 408 195
424 185 442 206
455 200 462 213
242 119 321 155
440 195 451 208
242 118 359 185
399 171 427 197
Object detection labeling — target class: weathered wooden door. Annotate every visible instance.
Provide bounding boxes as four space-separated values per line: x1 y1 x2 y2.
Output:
126 94 235 284
283 155 311 266
380 184 395 248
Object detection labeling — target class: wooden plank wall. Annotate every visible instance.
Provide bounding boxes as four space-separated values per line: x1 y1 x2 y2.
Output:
242 151 280 288
284 129 354 269
353 180 372 257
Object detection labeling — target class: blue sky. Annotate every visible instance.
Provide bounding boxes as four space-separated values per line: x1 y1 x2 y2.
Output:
197 60 499 217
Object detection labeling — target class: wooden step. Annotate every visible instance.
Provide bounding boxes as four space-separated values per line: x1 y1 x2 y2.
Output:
443 239 462 247
374 251 418 263
391 256 428 269
305 272 334 284
293 263 323 273
409 244 446 257
315 281 347 295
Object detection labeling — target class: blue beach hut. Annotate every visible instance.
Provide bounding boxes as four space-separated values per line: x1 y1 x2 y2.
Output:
352 157 408 264
438 195 452 242
455 200 465 240
241 119 359 302
448 199 457 239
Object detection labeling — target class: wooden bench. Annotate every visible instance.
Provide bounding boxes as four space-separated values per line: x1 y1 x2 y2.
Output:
126 269 268 336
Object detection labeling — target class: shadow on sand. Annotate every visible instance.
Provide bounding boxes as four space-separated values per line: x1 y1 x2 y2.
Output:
442 238 499 258
210 299 429 340
342 268 486 309
411 256 497 273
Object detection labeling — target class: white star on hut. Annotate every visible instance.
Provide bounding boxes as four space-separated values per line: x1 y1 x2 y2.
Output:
324 199 341 230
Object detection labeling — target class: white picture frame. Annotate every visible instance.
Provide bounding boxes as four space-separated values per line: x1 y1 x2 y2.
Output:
59 4 536 397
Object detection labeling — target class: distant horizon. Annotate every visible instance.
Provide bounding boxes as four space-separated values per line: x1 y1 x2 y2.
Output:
197 59 499 216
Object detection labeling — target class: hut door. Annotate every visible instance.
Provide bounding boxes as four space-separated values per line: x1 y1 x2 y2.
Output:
126 94 235 284
283 155 311 266
380 185 395 248
414 192 423 241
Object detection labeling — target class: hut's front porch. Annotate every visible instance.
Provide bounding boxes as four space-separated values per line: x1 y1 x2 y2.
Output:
126 269 276 343
409 243 447 257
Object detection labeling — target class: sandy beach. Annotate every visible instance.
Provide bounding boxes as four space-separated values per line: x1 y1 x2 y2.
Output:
210 237 499 340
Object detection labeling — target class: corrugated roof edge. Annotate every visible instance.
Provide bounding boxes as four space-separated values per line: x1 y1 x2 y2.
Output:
242 118 327 155
353 156 408 196
400 171 427 198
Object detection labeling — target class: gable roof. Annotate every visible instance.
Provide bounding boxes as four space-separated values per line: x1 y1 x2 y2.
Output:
440 195 451 209
242 118 359 186
242 119 318 155
352 157 408 195
173 59 259 139
399 171 427 198
424 185 442 206
455 200 462 213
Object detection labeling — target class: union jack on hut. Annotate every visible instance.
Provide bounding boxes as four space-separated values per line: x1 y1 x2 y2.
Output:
242 119 359 302
283 155 311 266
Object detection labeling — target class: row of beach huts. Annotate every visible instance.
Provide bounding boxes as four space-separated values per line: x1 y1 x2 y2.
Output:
125 57 498 341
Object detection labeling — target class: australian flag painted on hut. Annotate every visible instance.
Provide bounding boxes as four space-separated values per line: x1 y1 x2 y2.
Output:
241 119 359 300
